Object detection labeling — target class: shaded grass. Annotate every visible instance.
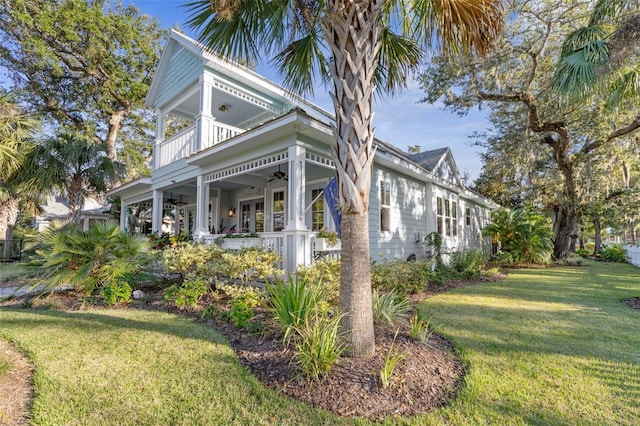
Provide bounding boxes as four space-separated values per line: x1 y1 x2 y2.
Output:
418 260 640 425
0 260 638 425
0 309 342 425
0 263 39 284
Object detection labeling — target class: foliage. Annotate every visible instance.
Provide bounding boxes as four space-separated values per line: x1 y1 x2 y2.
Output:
296 258 341 306
409 315 433 345
159 241 225 278
30 221 151 296
215 282 266 307
600 244 627 263
294 311 345 380
164 277 209 309
100 281 132 306
380 330 405 390
372 289 410 327
315 229 339 246
483 208 554 265
576 248 590 257
266 275 323 344
21 133 125 223
0 355 12 377
229 296 255 328
148 232 191 250
448 248 489 279
220 247 282 284
371 258 432 295
0 0 165 173
424 231 444 269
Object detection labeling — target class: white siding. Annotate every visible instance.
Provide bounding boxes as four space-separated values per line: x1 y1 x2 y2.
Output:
156 49 203 108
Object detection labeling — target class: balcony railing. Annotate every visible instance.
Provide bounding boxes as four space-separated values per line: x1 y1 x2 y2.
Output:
154 117 244 169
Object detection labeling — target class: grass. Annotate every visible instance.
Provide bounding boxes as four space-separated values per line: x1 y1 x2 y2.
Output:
418 260 640 425
0 260 638 424
0 262 38 284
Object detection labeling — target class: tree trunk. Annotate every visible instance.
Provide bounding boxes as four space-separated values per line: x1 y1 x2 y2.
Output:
552 204 577 260
68 177 85 225
593 215 602 255
105 110 128 161
0 197 20 259
339 212 375 357
323 0 383 357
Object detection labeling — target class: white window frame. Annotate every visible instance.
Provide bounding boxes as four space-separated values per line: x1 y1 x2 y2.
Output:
380 181 391 232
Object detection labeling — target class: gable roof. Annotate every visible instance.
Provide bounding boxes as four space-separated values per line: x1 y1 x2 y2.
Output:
408 148 449 172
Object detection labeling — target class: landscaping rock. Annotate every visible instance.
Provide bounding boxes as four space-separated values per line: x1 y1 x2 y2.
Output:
132 290 145 300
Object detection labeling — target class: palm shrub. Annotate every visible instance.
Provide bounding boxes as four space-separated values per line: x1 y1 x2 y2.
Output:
31 221 151 303
483 207 553 265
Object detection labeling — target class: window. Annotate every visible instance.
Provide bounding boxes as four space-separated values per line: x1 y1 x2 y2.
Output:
273 191 285 231
437 197 443 235
465 207 471 226
452 201 457 237
380 181 390 232
311 188 324 231
437 196 457 237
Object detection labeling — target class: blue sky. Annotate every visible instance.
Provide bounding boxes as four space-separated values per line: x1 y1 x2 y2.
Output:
128 0 489 182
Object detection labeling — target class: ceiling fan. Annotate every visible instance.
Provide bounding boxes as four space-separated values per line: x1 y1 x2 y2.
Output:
267 164 288 182
166 192 187 206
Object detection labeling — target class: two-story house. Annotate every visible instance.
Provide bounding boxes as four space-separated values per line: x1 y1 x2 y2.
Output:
108 30 497 273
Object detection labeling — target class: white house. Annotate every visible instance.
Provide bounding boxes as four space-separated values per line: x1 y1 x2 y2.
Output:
108 30 497 273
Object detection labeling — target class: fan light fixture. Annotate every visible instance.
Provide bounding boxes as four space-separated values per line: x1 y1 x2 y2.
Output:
218 104 229 112
228 207 236 217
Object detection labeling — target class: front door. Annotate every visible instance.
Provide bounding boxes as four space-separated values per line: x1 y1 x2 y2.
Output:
239 199 264 233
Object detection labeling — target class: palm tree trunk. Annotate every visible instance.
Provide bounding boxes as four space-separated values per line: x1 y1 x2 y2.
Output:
323 0 383 357
68 178 85 225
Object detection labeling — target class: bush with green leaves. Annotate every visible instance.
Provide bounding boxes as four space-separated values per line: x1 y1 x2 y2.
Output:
267 275 324 344
372 289 410 327
296 257 341 306
100 281 132 305
575 248 590 257
483 207 553 265
220 247 283 284
448 248 490 279
294 311 345 380
371 258 433 295
164 277 209 309
31 221 151 302
600 245 627 263
160 242 225 279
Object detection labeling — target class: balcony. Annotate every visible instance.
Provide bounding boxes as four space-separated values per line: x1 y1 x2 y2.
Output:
154 117 244 169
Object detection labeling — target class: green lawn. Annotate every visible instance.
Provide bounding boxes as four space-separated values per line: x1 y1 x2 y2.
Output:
0 260 639 425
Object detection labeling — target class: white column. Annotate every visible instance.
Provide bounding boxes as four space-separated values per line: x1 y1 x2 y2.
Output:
196 74 215 150
286 145 306 230
284 145 311 273
120 200 128 232
195 175 211 239
154 109 165 170
151 189 164 236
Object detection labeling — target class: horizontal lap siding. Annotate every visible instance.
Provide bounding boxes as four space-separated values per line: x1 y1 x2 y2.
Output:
369 167 427 262
157 49 203 108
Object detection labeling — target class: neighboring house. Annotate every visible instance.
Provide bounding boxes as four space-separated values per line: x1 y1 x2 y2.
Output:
35 195 113 231
108 30 497 273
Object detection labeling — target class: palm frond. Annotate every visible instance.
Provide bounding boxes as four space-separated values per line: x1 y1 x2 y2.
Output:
374 27 423 95
272 33 329 96
588 0 629 26
606 67 640 109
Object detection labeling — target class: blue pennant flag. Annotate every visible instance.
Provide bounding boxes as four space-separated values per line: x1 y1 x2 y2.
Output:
323 177 341 237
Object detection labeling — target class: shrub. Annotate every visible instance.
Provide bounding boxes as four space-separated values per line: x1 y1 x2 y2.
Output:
448 248 489 279
215 282 266 307
372 289 410 327
296 258 341 306
267 275 323 343
229 297 255 328
100 281 132 305
160 242 225 279
575 248 590 257
294 311 345 380
31 221 151 296
371 258 432 295
164 277 209 309
600 245 627 263
220 247 283 284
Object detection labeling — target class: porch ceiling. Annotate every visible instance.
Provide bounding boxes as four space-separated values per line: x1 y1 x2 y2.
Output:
169 86 273 129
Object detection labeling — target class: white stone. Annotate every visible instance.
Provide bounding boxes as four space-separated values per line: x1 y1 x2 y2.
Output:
132 290 145 300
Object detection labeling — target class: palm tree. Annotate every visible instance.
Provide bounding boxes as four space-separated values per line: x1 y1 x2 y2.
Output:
23 133 125 224
0 92 40 249
186 0 504 356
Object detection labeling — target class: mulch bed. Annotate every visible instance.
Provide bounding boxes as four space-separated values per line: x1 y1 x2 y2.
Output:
622 297 640 310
